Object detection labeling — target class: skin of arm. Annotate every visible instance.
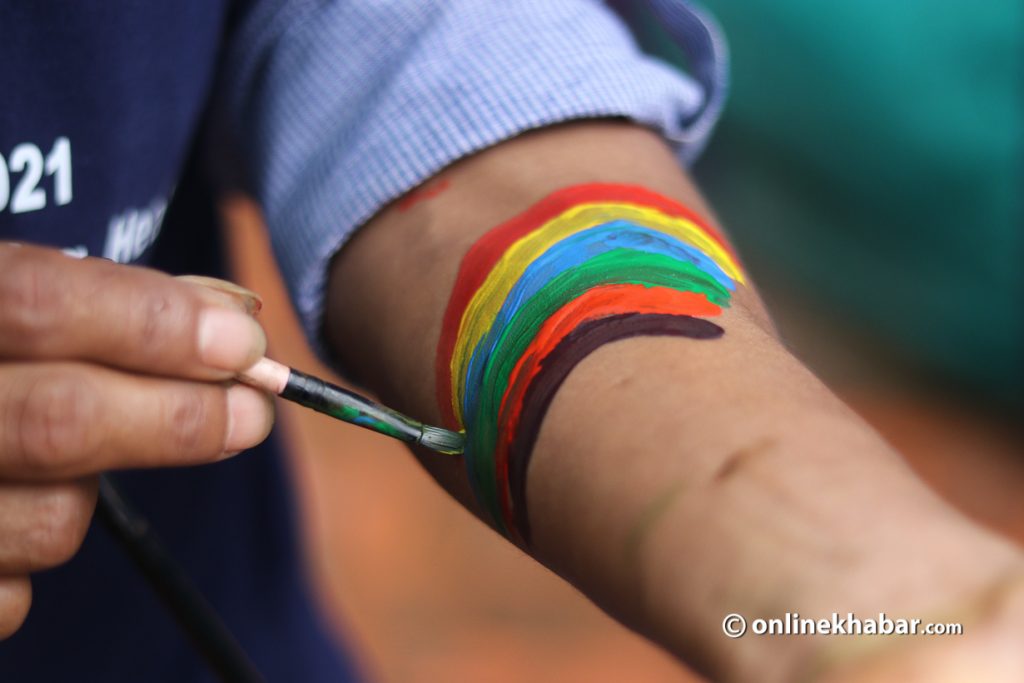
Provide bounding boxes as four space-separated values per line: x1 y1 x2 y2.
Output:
324 121 1024 683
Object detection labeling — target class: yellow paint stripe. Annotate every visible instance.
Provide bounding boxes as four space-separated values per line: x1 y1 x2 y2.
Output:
449 201 744 423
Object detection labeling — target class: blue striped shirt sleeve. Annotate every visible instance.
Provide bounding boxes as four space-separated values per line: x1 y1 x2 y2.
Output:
220 0 727 356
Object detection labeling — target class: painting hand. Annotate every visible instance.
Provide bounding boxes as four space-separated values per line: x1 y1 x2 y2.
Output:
0 243 274 638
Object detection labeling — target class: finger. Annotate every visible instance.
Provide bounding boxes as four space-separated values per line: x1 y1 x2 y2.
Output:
0 478 97 573
0 575 31 640
0 243 265 380
0 362 274 479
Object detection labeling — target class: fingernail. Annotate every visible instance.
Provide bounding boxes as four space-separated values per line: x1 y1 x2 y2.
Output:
224 384 274 454
198 307 266 372
178 275 263 315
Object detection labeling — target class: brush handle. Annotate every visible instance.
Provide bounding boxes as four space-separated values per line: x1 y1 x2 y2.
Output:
281 369 424 444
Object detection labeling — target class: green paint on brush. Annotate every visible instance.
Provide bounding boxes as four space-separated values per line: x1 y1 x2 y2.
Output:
283 370 422 444
331 405 412 440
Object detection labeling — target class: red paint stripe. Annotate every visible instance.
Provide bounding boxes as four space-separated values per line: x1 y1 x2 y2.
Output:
507 313 723 543
491 285 721 531
434 183 734 427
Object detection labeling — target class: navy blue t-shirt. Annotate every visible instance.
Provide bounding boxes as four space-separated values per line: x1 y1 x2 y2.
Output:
0 4 360 681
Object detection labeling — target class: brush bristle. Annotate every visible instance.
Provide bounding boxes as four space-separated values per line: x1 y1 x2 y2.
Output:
418 426 465 455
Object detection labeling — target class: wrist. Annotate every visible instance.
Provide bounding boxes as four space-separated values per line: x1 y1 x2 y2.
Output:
809 569 1024 683
522 330 1022 681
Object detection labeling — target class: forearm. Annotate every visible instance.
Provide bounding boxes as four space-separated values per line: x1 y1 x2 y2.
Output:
324 122 1022 681
527 332 1013 679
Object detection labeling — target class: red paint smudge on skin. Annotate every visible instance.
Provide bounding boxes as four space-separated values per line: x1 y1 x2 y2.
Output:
398 178 452 212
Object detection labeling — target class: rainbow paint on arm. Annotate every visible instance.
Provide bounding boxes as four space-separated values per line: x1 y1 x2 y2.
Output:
436 184 746 544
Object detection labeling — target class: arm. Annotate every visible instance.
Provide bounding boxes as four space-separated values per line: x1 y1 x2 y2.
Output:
324 122 1024 682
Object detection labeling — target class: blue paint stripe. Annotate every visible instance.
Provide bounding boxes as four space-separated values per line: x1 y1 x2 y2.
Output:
459 221 735 429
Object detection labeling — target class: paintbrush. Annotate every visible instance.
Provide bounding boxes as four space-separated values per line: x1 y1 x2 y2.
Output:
238 357 465 455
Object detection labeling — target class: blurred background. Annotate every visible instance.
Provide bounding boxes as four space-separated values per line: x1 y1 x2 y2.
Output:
223 2 1022 681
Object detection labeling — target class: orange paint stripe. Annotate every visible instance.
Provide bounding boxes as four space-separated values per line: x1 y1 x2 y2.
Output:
492 284 721 530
